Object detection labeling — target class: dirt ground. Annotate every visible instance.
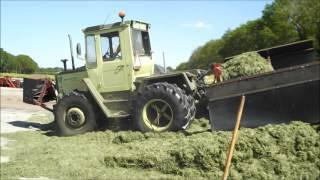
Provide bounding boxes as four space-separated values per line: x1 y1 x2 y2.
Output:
0 87 53 164
0 87 53 133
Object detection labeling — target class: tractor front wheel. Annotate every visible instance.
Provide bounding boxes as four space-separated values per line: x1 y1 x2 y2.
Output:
54 91 97 136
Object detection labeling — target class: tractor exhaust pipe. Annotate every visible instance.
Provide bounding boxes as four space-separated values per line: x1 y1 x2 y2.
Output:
61 59 68 71
68 34 75 70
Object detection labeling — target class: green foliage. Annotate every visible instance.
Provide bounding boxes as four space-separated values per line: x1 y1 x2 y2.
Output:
0 48 39 74
261 1 299 44
0 48 63 75
176 39 224 70
189 39 225 69
166 66 174 72
0 48 16 72
176 62 189 71
219 19 281 58
15 55 38 74
177 0 320 70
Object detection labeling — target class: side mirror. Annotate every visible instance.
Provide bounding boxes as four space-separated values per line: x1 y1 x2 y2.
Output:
76 43 82 56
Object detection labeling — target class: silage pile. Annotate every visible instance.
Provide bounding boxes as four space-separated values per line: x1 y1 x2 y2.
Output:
2 119 319 179
221 51 274 81
204 52 274 84
103 121 320 179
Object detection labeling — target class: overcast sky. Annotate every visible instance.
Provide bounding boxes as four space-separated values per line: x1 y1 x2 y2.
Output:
1 1 272 68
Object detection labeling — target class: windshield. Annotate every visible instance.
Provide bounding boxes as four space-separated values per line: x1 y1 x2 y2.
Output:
131 29 151 56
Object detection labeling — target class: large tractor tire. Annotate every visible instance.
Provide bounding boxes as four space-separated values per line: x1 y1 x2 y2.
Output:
54 91 97 136
187 94 196 121
133 82 195 132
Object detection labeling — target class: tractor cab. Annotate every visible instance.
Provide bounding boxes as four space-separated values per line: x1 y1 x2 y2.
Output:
77 12 154 93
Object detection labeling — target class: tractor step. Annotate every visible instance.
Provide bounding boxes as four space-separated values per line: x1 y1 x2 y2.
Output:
103 99 129 103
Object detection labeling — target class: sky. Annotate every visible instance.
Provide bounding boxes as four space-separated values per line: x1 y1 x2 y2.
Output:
1 1 273 69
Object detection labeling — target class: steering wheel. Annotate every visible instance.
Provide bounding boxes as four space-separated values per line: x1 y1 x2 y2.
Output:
113 52 121 58
103 51 110 60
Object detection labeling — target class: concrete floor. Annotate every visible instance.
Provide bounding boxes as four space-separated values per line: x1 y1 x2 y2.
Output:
0 87 53 164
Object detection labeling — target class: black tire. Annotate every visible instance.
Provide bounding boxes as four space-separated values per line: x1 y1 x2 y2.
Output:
54 91 97 136
173 85 196 129
186 94 196 121
133 82 194 132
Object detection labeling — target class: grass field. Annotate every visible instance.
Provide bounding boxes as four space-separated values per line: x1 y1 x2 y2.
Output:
1 114 319 180
0 72 55 80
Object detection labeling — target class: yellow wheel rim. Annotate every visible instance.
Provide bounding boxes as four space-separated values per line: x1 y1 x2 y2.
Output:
142 99 173 132
65 107 86 129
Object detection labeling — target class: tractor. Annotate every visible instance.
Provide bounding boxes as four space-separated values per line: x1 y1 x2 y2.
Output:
54 12 204 136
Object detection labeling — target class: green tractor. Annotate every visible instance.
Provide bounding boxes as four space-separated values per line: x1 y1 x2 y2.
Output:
54 12 203 136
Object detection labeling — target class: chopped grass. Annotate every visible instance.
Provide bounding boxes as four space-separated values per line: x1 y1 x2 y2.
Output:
222 51 274 80
1 116 319 179
204 52 274 85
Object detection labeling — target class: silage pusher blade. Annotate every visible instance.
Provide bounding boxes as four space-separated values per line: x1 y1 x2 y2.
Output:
205 62 320 131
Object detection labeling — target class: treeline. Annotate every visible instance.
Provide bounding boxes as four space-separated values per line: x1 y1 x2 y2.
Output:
176 0 320 70
0 48 63 74
0 48 39 74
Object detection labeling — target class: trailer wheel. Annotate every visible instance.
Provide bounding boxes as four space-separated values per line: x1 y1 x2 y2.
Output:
54 91 97 136
133 82 193 132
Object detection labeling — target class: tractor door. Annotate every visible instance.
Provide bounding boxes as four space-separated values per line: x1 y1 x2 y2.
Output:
85 34 101 87
98 31 130 92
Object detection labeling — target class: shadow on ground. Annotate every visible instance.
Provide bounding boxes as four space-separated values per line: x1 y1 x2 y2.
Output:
7 119 129 136
8 121 58 136
7 118 214 137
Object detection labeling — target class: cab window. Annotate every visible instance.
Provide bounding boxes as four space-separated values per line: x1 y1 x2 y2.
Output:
85 35 97 68
132 29 151 56
100 32 121 61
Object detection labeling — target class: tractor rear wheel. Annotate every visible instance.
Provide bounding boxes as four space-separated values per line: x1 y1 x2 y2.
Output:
133 82 194 132
54 91 97 136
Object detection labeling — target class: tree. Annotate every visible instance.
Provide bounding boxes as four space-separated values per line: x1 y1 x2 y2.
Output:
175 0 320 70
176 62 189 71
262 0 319 43
0 48 10 72
166 66 174 72
187 39 225 70
15 55 38 74
1 48 39 74
262 1 299 44
219 19 279 58
0 48 17 72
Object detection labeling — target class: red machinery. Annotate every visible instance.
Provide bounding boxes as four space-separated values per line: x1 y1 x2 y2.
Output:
23 77 56 111
0 76 21 88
